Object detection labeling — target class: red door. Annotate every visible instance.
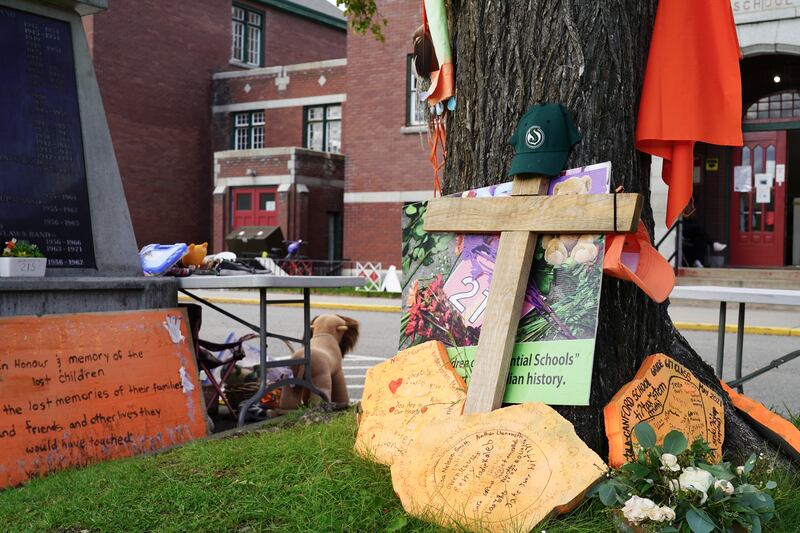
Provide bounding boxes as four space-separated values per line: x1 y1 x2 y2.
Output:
232 187 277 230
729 131 787 266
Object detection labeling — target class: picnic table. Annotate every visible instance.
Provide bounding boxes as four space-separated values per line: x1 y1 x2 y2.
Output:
176 274 364 426
670 285 800 392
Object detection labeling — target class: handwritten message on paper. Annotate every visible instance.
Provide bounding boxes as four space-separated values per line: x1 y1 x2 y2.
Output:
355 341 466 466
604 354 725 467
390 403 607 533
0 310 208 489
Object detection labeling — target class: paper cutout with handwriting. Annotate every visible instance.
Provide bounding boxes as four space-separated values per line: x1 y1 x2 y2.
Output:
390 403 607 532
604 354 725 467
0 309 207 489
354 341 466 466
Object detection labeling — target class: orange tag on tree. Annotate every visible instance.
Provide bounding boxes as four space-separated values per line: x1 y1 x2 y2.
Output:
604 353 725 467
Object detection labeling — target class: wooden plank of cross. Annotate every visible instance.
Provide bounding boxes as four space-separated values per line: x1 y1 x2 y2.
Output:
423 174 643 413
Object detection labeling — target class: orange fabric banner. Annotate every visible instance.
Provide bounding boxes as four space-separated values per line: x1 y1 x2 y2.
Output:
636 0 742 227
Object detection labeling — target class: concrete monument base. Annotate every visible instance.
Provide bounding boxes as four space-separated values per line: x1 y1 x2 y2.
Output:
0 277 176 317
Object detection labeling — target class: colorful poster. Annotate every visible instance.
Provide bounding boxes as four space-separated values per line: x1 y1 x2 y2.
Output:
401 162 611 405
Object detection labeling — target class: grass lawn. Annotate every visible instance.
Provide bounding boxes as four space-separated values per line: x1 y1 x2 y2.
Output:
1 410 798 533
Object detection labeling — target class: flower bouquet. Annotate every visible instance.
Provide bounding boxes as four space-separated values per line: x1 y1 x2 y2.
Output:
0 238 47 277
592 422 776 533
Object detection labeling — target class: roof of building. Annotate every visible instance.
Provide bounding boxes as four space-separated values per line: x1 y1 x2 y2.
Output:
256 0 347 30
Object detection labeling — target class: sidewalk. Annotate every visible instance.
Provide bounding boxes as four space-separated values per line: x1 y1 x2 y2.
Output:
179 288 800 336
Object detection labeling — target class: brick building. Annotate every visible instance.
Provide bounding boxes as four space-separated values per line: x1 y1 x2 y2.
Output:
85 0 347 259
343 0 432 267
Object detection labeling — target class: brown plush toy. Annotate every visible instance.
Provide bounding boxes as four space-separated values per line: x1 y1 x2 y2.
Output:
279 314 359 410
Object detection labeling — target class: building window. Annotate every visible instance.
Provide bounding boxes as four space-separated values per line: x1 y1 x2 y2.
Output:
232 111 265 150
304 104 341 153
407 55 426 126
745 91 800 120
232 5 263 66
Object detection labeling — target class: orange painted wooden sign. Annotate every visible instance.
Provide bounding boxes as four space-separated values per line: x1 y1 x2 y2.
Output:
0 309 208 489
604 354 724 467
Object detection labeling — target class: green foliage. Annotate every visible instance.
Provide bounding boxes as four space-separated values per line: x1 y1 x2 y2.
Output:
400 202 451 286
592 422 779 533
335 0 387 41
2 238 44 258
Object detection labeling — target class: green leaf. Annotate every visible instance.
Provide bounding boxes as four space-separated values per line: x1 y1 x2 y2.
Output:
598 482 619 506
686 507 715 533
744 453 757 474
384 515 408 532
662 430 689 455
765 480 777 490
698 463 734 481
404 205 417 216
620 462 651 479
751 515 762 533
634 422 657 449
660 528 680 533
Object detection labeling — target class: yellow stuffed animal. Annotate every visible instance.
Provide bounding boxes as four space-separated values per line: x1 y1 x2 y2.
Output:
182 242 208 267
541 175 598 266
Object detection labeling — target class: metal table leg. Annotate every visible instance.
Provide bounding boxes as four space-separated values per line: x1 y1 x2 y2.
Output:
237 287 269 427
734 302 746 393
715 301 727 378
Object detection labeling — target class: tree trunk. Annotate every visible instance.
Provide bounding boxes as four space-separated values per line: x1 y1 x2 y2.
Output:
443 0 766 460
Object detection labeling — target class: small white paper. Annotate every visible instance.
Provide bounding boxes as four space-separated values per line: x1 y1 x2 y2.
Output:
766 160 776 178
755 174 771 204
776 164 786 185
733 166 752 193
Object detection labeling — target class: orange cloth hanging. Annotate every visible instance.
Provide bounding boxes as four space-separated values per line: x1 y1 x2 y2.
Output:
636 0 742 228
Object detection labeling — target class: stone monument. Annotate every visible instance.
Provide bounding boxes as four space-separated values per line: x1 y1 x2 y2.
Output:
0 0 174 315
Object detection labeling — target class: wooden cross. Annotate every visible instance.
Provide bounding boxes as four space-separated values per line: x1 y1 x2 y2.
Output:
423 174 643 413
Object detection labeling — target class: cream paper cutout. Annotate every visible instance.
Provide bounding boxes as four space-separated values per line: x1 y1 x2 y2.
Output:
355 341 467 465
390 403 607 532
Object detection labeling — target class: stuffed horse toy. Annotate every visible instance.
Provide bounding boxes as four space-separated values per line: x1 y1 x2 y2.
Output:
279 314 359 410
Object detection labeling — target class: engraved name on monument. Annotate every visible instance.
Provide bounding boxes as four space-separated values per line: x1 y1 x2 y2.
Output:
0 6 96 268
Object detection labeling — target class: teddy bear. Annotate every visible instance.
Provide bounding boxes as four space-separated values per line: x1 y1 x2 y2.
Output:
541 175 598 266
182 242 208 267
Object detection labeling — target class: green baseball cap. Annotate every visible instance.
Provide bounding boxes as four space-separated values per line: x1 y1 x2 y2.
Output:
507 103 581 177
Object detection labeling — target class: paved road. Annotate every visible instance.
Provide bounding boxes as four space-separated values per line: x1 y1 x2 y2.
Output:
192 300 800 415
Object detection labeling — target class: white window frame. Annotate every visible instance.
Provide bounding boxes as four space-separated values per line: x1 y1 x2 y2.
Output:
231 5 263 66
233 111 265 150
305 104 341 153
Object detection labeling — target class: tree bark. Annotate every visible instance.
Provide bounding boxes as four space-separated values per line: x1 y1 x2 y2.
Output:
443 0 766 460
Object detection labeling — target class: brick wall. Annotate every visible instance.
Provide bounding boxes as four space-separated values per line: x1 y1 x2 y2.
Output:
91 0 230 248
343 0 432 267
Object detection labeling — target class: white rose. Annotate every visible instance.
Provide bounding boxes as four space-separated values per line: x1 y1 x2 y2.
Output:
660 453 681 472
622 495 658 525
661 506 676 521
736 466 745 476
667 478 681 492
678 467 714 503
715 479 735 495
646 506 666 522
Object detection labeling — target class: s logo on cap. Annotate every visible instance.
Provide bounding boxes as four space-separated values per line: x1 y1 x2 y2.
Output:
525 126 544 149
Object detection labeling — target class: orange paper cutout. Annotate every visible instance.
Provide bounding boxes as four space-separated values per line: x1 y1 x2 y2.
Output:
721 382 800 463
604 354 725 467
390 403 607 532
354 341 466 466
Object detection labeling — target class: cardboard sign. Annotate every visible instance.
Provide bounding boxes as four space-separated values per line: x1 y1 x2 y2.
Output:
401 162 611 406
0 309 207 489
390 403 607 532
604 354 724 467
354 341 466 465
